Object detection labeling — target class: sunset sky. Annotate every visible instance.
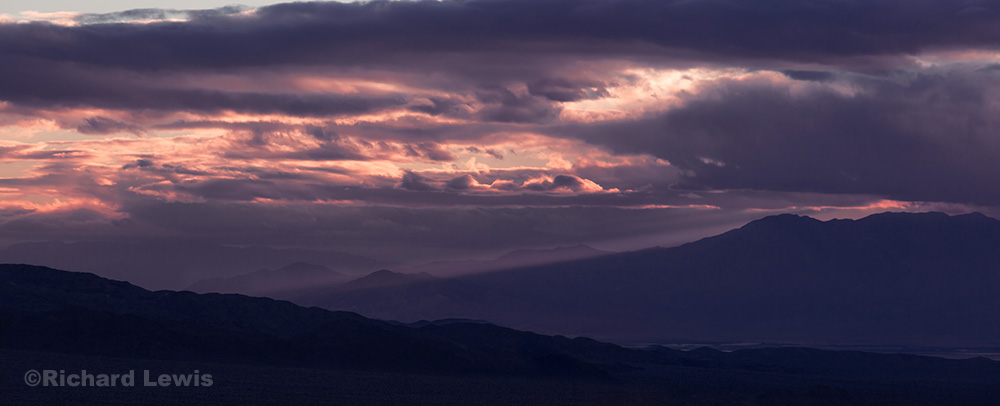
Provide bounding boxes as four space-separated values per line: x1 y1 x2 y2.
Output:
2 0 999 263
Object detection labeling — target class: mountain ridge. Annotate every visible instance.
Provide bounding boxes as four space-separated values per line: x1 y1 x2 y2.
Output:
186 261 351 296
6 262 1000 405
297 211 1000 347
0 241 383 290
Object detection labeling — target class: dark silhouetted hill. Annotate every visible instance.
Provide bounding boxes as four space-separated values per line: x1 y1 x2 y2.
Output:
5 263 1000 405
0 264 626 376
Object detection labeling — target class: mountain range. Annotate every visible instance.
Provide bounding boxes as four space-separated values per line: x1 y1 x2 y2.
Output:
185 244 612 299
4 262 1000 405
186 262 352 297
396 244 613 277
0 263 622 375
0 241 382 290
294 212 1000 347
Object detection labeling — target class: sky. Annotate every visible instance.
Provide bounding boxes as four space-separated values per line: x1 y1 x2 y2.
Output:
1 0 999 264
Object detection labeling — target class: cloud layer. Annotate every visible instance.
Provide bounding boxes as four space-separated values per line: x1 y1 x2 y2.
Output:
2 0 999 271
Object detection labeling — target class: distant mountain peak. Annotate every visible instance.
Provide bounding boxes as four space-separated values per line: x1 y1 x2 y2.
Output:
361 269 426 280
952 211 1000 223
737 213 822 231
742 211 999 231
186 261 347 296
336 269 436 291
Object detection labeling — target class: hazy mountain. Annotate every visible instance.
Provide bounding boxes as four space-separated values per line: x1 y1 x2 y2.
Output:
399 245 613 277
185 245 611 300
186 262 351 297
292 270 492 319
297 212 1000 347
337 269 438 291
0 241 382 290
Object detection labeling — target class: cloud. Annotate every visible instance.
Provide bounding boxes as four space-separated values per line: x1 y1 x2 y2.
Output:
73 6 249 25
3 0 1000 269
522 175 605 193
0 191 782 263
781 70 836 82
446 174 479 190
4 0 1000 72
406 142 455 161
0 58 409 117
77 116 145 136
527 77 610 102
557 67 1000 205
408 97 470 117
0 144 88 160
475 87 562 124
398 171 435 191
465 146 504 160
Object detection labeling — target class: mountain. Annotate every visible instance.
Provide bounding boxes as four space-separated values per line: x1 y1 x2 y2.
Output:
0 263 627 376
291 270 487 319
399 244 612 277
187 262 351 297
190 245 609 301
5 263 1000 405
0 241 382 290
296 212 1000 347
337 269 437 291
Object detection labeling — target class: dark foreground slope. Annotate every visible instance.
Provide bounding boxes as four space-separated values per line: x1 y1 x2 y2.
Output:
4 264 1000 405
299 212 1000 347
0 264 624 376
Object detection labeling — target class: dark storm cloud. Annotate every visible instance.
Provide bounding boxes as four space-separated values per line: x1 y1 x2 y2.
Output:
523 175 590 192
465 146 504 160
174 178 335 201
304 125 339 142
287 145 370 161
781 70 837 82
6 0 1000 271
408 98 470 117
527 78 610 102
73 6 249 25
405 143 456 162
399 171 436 191
122 159 155 169
121 158 209 176
558 68 1000 205
122 168 667 208
77 117 145 136
0 145 87 160
446 174 478 190
474 87 562 124
0 57 406 117
2 0 998 135
3 0 1000 72
154 120 294 132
